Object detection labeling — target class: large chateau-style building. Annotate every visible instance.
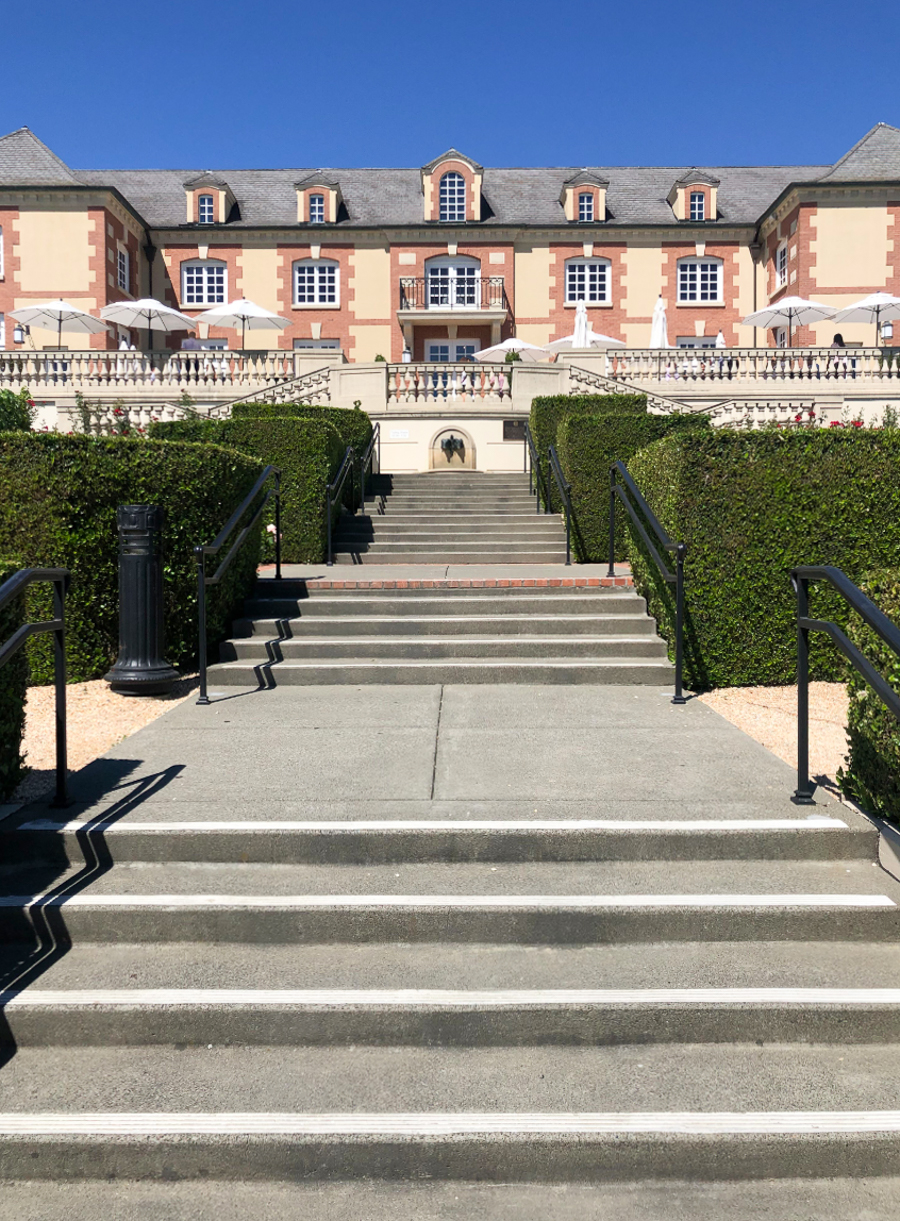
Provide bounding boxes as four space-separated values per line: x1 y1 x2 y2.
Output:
3 123 900 358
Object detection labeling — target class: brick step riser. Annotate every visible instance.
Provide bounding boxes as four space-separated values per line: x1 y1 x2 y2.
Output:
220 639 668 661
236 618 655 639
329 553 570 564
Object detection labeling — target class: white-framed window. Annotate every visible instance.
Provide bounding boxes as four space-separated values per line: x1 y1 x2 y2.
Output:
293 258 339 306
0 224 4 279
578 192 594 222
117 248 129 293
565 257 611 304
689 191 705 221
775 327 788 348
198 194 215 224
425 254 481 308
309 194 325 223
426 339 481 362
676 336 717 348
677 257 722 303
182 259 227 305
775 241 788 289
439 172 466 222
0 313 5 348
293 338 340 349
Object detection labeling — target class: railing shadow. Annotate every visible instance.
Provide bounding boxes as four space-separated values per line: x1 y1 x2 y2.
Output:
0 759 184 1070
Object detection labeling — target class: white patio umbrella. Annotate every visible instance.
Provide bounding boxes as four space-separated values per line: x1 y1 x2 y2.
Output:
474 337 549 364
649 296 669 349
197 297 291 349
100 298 198 351
545 303 625 351
830 292 900 345
742 296 836 347
9 299 108 348
715 330 727 349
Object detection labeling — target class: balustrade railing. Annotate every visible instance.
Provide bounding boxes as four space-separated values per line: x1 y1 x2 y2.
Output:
386 362 512 404
603 347 897 384
398 276 507 311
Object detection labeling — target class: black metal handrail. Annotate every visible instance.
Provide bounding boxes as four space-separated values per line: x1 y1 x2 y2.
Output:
608 461 686 704
326 446 355 567
194 466 281 705
547 446 573 566
359 423 380 516
0 567 70 806
790 565 900 804
398 276 507 312
524 423 549 516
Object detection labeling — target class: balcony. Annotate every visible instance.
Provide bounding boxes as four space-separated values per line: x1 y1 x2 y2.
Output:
397 275 509 327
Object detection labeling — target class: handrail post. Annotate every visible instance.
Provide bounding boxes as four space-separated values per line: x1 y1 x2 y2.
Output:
195 548 210 705
50 574 69 808
792 574 816 803
274 474 282 581
326 485 334 567
606 466 617 578
672 543 687 705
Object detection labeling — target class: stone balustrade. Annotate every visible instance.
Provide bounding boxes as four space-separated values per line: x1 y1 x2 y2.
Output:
386 363 513 405
600 346 897 385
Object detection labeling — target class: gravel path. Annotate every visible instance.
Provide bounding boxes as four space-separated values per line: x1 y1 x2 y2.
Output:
11 677 197 804
699 682 850 796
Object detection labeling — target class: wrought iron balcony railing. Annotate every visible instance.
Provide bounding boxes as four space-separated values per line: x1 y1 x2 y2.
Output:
398 276 508 311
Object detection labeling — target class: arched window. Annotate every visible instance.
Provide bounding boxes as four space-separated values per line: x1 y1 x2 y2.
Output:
198 194 215 224
564 257 611 305
425 254 480 308
181 259 226 305
293 258 339 306
439 172 466 222
677 256 722 303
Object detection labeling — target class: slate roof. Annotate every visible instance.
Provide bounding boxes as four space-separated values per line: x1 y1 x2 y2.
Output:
1 126 898 230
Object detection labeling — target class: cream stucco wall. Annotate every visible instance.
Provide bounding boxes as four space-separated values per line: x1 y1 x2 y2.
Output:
349 246 391 320
14 208 94 294
235 246 284 347
734 246 758 346
621 243 665 346
810 203 891 290
514 244 552 317
349 322 393 362
515 322 553 346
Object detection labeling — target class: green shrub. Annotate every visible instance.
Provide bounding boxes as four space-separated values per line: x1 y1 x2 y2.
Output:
0 434 264 684
529 394 648 509
151 417 343 563
839 571 900 822
0 558 28 800
626 429 900 690
557 412 711 562
0 388 37 432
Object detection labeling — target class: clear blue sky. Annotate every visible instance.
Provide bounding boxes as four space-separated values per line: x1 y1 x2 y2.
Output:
3 0 895 171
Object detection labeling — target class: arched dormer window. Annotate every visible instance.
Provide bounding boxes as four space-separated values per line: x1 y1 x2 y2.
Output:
293 258 339 306
677 256 722 303
181 258 226 305
565 257 611 305
198 194 215 224
439 172 466 222
425 254 480 308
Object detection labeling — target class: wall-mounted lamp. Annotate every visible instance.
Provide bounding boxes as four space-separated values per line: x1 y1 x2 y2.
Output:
12 323 29 344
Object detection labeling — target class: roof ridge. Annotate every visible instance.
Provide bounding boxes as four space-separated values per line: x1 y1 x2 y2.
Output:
820 122 900 179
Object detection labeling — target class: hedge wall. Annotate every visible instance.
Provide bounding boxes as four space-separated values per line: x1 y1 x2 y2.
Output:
840 571 900 823
0 558 27 800
528 394 648 510
626 429 900 689
150 417 343 563
0 434 264 684
557 412 711 562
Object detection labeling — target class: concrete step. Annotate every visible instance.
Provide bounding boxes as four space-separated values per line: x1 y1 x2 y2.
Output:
3 1177 898 1221
331 553 570 564
4 858 895 943
336 523 565 537
240 593 646 617
219 637 669 661
235 615 657 638
3 1044 900 1180
205 658 675 685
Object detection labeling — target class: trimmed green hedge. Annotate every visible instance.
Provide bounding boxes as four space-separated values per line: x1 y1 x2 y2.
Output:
626 429 900 689
150 417 343 563
529 394 648 509
0 558 27 800
557 412 711 562
0 433 264 684
840 572 900 822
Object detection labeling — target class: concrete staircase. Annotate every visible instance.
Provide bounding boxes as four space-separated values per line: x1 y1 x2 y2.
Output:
208 580 674 686
1 678 899 1214
331 472 568 564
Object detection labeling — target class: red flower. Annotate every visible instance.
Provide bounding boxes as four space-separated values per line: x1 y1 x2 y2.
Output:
852 420 864 428
794 413 803 422
829 421 844 428
113 407 123 416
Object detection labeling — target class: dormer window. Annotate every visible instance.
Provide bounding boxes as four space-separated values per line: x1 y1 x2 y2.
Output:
689 192 705 221
198 194 214 224
439 172 466 222
578 193 594 222
309 194 325 223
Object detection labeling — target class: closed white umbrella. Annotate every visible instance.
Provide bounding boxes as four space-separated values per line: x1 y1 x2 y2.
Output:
742 296 836 347
715 330 727 349
100 298 198 351
649 296 669 349
545 301 625 352
197 297 291 349
830 292 900 344
9 299 107 348
474 337 549 364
